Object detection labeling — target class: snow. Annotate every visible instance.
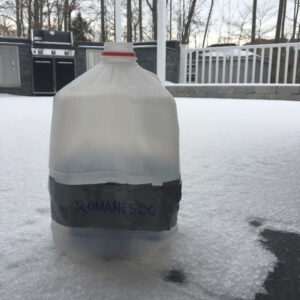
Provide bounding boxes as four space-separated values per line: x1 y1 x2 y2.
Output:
166 83 300 87
1 94 300 300
202 48 255 57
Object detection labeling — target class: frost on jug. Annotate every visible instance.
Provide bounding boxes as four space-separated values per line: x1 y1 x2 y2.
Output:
49 42 182 258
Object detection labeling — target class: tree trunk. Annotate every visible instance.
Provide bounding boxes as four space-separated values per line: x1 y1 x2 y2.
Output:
100 0 105 42
47 1 51 29
183 0 185 27
127 0 132 42
275 0 285 42
57 0 61 30
20 0 24 36
251 0 257 43
177 0 182 40
153 0 157 40
281 0 286 39
15 0 21 37
139 0 143 41
57 0 62 30
64 0 68 31
33 0 39 29
39 0 43 28
145 0 157 40
68 9 72 30
292 0 300 41
181 0 197 44
133 24 137 41
203 0 214 47
169 0 172 40
28 0 32 37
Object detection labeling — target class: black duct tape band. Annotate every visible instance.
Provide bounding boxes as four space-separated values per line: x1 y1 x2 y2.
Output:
49 176 182 231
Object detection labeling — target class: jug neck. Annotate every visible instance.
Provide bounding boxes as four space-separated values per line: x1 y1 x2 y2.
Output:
101 42 137 64
102 55 137 64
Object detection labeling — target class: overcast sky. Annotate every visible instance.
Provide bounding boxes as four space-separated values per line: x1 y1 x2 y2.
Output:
196 0 295 46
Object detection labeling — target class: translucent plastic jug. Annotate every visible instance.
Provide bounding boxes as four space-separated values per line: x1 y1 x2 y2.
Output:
49 42 182 258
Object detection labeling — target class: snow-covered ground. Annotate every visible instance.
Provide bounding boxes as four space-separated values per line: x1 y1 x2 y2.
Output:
1 94 300 300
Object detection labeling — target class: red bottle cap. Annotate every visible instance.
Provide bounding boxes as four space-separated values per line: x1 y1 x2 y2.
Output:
102 51 136 57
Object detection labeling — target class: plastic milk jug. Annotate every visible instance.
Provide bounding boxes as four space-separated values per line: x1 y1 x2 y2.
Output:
49 42 182 258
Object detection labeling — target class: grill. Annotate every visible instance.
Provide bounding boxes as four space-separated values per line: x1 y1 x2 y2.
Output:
31 29 75 94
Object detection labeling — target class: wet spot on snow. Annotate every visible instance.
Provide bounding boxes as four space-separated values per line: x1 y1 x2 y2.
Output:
24 219 36 225
36 207 50 214
163 269 186 284
202 164 211 169
248 217 265 228
5 262 19 271
249 219 263 227
0 188 12 192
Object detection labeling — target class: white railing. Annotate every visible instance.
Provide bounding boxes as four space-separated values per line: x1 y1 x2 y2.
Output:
180 42 300 85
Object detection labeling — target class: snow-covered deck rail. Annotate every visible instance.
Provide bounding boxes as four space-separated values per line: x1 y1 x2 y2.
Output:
180 42 300 85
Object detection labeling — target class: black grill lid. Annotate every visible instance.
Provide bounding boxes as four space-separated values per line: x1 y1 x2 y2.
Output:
32 30 73 45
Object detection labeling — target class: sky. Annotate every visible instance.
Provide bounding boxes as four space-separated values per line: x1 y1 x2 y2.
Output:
185 0 295 47
81 0 296 47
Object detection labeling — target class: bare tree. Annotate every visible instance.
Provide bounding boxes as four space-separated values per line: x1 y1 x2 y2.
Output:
67 3 71 29
181 0 197 44
33 0 39 29
62 0 76 31
63 0 68 30
202 0 214 47
176 0 182 41
138 0 143 41
56 0 63 30
222 4 250 45
20 0 25 35
146 0 157 40
256 1 276 39
45 0 54 29
39 0 43 28
292 0 300 41
251 0 257 43
15 0 21 36
131 0 140 41
169 0 172 40
280 0 286 39
28 0 33 36
127 0 132 41
85 0 115 42
275 0 285 42
100 0 105 41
